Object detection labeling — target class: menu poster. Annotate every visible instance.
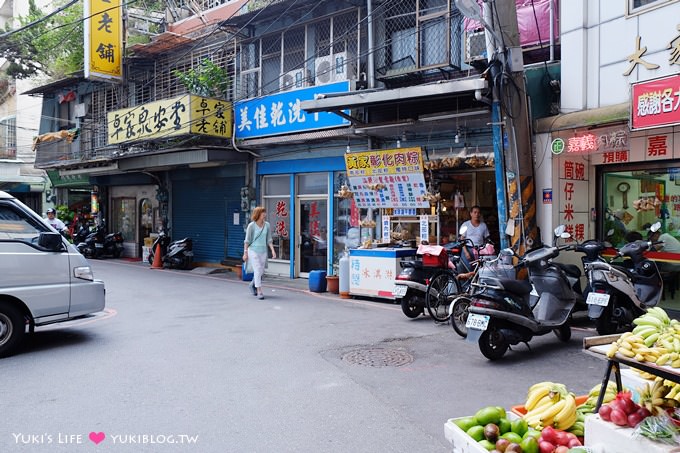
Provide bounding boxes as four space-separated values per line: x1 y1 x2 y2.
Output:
344 147 429 208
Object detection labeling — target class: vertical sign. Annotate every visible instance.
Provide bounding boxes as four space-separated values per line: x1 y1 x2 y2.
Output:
419 215 429 243
85 0 122 81
557 156 589 242
382 216 390 243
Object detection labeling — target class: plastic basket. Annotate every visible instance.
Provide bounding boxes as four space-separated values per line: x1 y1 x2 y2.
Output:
423 252 448 268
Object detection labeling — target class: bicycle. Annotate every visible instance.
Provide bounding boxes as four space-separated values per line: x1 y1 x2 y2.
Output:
425 238 489 323
448 249 516 337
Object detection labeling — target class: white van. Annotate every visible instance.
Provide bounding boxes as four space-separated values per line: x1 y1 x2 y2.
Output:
0 191 105 357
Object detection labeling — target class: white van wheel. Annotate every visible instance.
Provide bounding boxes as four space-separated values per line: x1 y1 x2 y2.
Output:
0 303 24 358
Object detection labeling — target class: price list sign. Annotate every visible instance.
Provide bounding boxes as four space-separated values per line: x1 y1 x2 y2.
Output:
344 147 429 208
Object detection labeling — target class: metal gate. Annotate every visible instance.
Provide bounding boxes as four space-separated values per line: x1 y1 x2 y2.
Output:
172 176 244 263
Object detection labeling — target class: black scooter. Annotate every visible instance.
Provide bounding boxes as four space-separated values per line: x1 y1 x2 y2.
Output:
77 220 124 259
465 225 578 360
148 230 193 269
580 222 663 335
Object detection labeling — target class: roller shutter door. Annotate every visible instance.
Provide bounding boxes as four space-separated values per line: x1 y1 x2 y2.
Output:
172 177 244 263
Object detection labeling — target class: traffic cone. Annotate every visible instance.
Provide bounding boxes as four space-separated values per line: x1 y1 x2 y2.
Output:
150 243 163 269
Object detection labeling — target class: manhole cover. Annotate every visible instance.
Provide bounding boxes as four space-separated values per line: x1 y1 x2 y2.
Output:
341 347 414 367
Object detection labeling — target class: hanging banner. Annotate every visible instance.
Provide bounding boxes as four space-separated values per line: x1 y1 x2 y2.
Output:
631 74 680 130
344 147 429 209
85 0 123 81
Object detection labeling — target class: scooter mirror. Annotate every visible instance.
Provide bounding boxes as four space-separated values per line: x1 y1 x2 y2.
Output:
553 225 566 236
650 221 662 233
459 225 468 236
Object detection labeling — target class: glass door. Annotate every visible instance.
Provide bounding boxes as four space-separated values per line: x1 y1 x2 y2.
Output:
297 197 328 276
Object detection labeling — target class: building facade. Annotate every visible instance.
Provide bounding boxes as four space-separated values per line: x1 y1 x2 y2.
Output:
536 0 680 309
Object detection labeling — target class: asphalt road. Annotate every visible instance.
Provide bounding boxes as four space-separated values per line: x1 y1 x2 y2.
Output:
0 260 607 453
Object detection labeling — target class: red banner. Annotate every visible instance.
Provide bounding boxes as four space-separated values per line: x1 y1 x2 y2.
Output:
631 74 680 130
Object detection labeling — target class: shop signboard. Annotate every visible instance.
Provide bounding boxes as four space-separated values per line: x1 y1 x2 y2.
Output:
555 153 589 242
344 147 429 209
631 74 680 130
107 95 232 145
234 81 350 139
84 0 122 81
551 125 629 165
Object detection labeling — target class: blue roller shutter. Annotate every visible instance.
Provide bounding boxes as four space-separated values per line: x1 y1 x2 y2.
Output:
172 175 245 263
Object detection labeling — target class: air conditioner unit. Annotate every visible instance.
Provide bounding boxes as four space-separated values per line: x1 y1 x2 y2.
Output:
464 31 488 64
314 52 356 86
280 69 308 91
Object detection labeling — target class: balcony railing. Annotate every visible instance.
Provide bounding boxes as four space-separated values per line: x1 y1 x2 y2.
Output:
33 138 116 169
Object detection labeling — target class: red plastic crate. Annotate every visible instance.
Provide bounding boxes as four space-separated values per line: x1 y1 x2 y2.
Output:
423 252 448 268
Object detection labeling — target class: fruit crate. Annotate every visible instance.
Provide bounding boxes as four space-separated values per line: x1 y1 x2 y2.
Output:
585 414 674 453
444 412 519 453
510 395 589 417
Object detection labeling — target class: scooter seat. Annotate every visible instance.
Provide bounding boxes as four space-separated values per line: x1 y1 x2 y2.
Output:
497 278 533 295
557 263 581 279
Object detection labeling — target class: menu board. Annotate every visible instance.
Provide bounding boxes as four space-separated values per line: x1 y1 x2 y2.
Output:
344 147 429 208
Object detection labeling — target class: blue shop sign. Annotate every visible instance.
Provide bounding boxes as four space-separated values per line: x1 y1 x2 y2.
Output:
234 81 350 139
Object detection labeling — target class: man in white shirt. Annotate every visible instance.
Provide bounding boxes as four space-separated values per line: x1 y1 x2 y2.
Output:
45 208 66 233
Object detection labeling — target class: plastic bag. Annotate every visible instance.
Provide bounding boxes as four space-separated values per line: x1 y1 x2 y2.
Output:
632 414 680 445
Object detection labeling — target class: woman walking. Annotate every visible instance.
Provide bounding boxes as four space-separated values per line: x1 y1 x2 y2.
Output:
243 207 276 299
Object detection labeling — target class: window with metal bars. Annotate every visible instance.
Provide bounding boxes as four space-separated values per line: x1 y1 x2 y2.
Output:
0 116 16 159
89 85 119 151
375 0 462 77
155 42 233 100
234 9 362 100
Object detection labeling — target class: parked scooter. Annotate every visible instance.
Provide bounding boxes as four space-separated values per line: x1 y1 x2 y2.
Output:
580 222 663 335
147 230 193 269
465 226 578 360
394 240 466 319
76 220 124 259
163 237 194 270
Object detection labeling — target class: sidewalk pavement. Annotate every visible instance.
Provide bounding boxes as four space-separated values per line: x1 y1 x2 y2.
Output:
130 258 344 298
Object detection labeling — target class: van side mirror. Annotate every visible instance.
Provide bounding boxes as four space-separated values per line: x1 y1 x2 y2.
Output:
38 232 65 251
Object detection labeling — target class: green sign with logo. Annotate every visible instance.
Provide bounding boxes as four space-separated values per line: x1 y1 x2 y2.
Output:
551 138 565 155
47 170 90 187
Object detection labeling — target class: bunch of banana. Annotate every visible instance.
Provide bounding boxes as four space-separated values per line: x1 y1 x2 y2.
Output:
567 410 586 437
522 382 578 430
579 381 618 412
605 331 668 364
638 380 678 415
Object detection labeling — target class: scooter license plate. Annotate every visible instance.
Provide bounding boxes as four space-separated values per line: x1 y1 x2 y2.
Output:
466 314 490 331
392 285 407 297
95 243 104 248
586 292 610 306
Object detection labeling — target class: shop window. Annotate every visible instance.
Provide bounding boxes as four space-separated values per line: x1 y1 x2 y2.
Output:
111 197 136 244
263 175 291 261
333 171 365 262
263 175 289 195
627 0 675 14
298 173 328 195
602 167 680 309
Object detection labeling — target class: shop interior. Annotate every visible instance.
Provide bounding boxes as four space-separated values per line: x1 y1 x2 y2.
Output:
602 167 680 310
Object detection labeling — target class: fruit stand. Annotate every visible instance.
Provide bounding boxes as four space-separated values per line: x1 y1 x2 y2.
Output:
444 308 680 452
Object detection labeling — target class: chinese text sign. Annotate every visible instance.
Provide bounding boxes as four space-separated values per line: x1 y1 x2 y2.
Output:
85 0 122 80
234 81 350 139
632 74 680 130
106 95 232 145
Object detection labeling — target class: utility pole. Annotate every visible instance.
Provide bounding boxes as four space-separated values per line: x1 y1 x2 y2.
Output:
488 0 539 252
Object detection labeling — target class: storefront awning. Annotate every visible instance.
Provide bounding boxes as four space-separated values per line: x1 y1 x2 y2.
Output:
300 78 488 118
534 103 629 133
0 174 46 193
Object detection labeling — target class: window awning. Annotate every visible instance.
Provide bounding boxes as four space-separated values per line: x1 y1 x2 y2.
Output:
534 103 629 133
300 77 488 123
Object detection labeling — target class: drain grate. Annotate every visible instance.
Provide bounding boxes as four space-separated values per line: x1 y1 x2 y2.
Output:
341 347 414 367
